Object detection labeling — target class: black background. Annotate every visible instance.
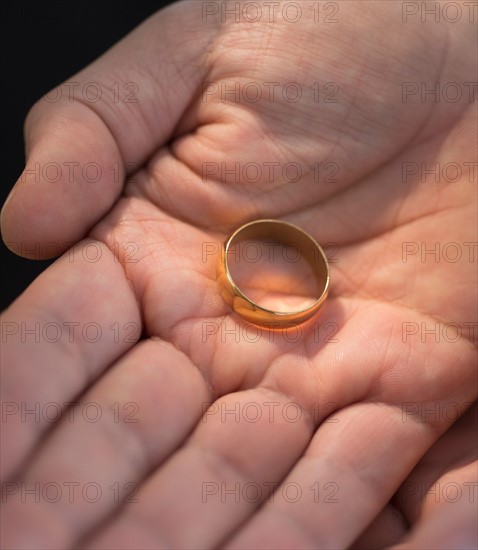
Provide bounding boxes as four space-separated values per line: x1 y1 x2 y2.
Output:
1 1 177 310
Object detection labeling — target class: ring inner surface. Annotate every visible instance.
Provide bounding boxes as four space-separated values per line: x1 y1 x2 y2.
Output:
226 222 327 313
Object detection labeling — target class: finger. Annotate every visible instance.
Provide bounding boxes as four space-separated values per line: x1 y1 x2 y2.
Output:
0 339 210 550
386 403 477 550
394 401 477 523
351 504 407 549
1 1 217 258
390 488 477 550
224 403 469 550
0 239 140 482
83 388 320 550
83 279 476 550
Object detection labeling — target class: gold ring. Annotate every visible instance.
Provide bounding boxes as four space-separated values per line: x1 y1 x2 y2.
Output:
217 219 329 327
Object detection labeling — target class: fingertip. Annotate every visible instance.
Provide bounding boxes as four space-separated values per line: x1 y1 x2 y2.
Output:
1 186 71 260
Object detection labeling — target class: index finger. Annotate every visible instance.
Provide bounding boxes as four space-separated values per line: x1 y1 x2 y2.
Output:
0 239 141 482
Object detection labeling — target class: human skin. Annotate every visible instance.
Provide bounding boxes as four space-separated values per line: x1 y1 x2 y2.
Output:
1 1 477 548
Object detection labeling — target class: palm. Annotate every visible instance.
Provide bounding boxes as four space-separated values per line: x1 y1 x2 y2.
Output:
1 2 476 549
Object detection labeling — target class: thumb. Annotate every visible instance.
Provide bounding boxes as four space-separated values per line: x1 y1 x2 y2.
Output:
1 1 216 259
1 100 123 259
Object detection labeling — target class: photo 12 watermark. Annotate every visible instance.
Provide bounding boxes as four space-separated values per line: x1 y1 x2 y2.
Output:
402 161 477 183
201 2 340 24
402 82 477 103
399 480 477 504
201 400 339 424
401 2 477 23
4 240 140 263
201 320 339 345
202 240 339 264
18 160 139 185
1 400 140 425
202 161 340 184
21 161 112 184
1 320 141 344
401 321 477 344
401 242 477 263
43 81 139 104
1 481 139 504
401 400 473 423
202 480 339 504
202 80 340 104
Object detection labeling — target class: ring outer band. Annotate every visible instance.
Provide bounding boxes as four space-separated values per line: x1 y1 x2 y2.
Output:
217 219 330 327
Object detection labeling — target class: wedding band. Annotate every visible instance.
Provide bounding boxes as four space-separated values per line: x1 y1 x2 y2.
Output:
217 219 329 327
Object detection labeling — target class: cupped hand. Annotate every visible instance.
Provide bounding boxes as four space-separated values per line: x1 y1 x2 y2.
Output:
1 1 476 548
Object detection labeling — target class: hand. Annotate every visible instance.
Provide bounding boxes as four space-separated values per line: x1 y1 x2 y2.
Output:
1 1 476 548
